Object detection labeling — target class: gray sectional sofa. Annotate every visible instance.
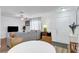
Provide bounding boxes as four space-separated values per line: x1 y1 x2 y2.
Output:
6 30 41 47
15 30 41 42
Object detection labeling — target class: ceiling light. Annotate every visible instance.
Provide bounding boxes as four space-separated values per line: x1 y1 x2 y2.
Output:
62 8 66 11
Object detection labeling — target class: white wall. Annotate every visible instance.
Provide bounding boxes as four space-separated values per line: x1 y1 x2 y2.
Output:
1 16 25 36
0 8 1 47
53 10 76 44
32 9 79 44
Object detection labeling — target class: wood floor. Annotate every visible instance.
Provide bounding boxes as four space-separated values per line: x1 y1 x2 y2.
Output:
0 46 68 53
0 41 68 53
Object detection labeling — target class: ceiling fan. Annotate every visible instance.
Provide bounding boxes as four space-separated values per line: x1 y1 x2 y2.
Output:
16 11 29 21
16 11 41 21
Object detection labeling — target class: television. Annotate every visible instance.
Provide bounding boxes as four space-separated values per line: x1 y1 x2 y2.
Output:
7 26 18 32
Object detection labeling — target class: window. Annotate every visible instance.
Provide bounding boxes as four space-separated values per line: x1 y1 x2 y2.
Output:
30 17 41 31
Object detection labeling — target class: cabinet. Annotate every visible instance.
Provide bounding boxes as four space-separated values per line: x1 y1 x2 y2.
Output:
40 32 52 44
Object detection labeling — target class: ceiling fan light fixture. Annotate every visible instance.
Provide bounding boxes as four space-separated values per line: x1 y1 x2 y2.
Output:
21 18 24 21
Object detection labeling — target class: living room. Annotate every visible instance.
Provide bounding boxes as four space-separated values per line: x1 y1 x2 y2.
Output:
0 6 79 53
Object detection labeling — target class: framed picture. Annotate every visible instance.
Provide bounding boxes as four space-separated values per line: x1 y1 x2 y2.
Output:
25 20 30 26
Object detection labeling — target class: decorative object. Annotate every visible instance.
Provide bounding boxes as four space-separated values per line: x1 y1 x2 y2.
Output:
43 25 48 32
69 7 79 34
23 26 26 32
69 22 79 34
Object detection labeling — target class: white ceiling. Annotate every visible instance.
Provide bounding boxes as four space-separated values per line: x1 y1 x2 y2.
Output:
1 6 58 17
0 6 77 18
